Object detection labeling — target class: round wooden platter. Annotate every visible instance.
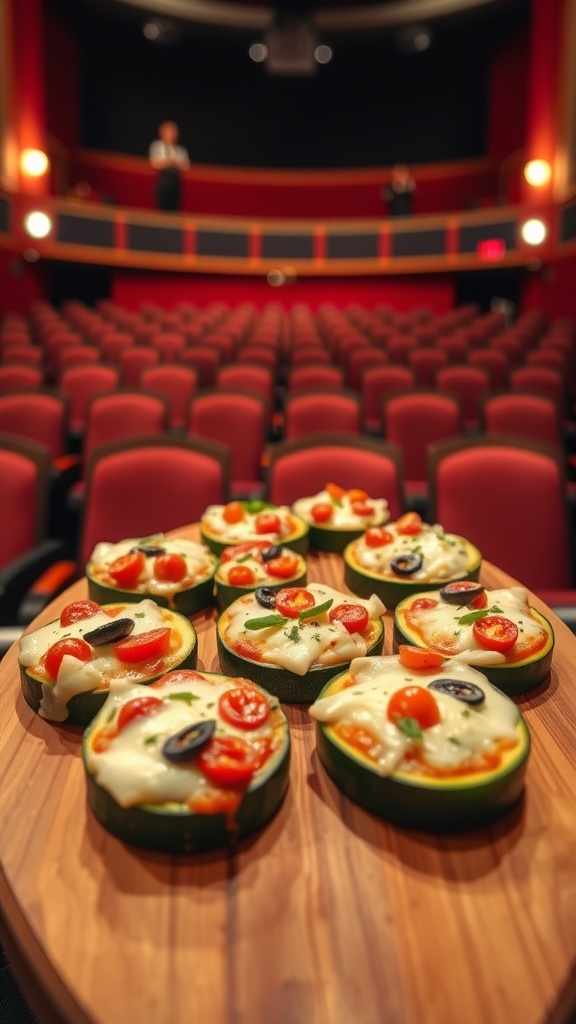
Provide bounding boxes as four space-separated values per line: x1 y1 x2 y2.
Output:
1 526 576 1024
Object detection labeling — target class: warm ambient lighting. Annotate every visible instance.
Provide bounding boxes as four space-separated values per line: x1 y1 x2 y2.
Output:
249 42 268 62
24 211 52 239
20 149 49 178
314 45 333 65
524 159 551 187
521 219 547 245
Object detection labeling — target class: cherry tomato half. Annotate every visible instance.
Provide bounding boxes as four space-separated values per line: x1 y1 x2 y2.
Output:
351 501 375 517
44 637 92 680
364 527 394 548
266 554 299 579
387 686 441 730
117 695 164 732
410 598 438 612
154 553 187 583
311 503 333 524
228 564 256 586
218 685 271 731
325 482 346 500
60 600 102 626
197 735 258 787
398 645 445 671
395 512 423 536
108 550 146 588
254 511 282 535
348 488 369 503
472 616 519 653
114 627 171 664
222 501 245 525
220 541 269 563
275 588 315 618
328 603 370 634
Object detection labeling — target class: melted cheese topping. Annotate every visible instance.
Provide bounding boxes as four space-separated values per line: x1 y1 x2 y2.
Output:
88 535 216 601
215 549 305 586
292 490 389 529
86 674 284 808
352 522 472 582
309 656 520 776
19 600 189 722
201 504 300 542
398 586 550 666
221 583 386 676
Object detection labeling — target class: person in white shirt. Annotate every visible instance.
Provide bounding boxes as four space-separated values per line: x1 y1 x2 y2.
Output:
149 121 190 211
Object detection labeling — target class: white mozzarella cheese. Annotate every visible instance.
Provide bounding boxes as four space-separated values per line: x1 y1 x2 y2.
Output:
202 504 296 541
224 584 385 676
89 535 215 596
354 522 471 582
87 676 277 808
403 586 547 664
292 490 389 529
309 656 520 776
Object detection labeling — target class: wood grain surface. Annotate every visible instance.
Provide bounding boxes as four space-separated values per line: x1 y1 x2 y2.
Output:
1 528 575 1024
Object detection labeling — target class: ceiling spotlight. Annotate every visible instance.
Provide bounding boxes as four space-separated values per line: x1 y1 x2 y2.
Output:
314 44 333 65
20 149 49 178
396 25 432 54
524 159 551 187
24 211 52 239
143 21 161 40
249 42 268 63
412 32 431 52
521 219 547 246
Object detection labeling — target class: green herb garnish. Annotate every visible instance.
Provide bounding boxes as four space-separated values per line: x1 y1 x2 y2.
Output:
235 552 254 563
134 612 145 619
284 624 302 643
395 717 423 740
166 692 200 705
244 613 289 630
144 735 158 746
455 604 503 626
299 598 333 621
448 737 462 746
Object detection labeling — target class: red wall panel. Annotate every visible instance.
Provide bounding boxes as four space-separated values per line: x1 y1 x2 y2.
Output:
111 271 455 313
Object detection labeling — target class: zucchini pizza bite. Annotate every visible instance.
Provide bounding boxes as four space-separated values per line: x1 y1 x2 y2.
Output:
309 649 531 831
215 541 307 611
19 598 197 725
291 482 389 552
394 582 554 696
344 512 481 608
217 583 386 703
83 669 290 852
87 535 217 617
199 500 308 557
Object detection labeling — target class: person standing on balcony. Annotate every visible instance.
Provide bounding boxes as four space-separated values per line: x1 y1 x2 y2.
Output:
149 121 190 211
382 164 415 217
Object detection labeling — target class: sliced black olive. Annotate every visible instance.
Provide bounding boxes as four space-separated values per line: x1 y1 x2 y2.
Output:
162 720 216 763
440 581 485 605
390 553 423 577
255 586 277 609
83 617 136 646
261 545 283 562
428 678 485 706
130 544 166 556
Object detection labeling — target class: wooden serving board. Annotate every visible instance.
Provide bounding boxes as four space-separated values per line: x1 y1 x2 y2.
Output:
0 528 575 1024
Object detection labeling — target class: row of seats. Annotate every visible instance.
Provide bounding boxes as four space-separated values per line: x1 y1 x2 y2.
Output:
2 431 575 648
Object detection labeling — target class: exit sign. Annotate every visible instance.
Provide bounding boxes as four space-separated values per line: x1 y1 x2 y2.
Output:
477 239 506 261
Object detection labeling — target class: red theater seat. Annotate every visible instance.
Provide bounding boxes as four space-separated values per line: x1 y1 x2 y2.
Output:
140 365 198 431
187 391 268 498
283 391 361 441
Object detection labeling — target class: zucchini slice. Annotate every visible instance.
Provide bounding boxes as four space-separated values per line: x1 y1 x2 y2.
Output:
82 671 290 852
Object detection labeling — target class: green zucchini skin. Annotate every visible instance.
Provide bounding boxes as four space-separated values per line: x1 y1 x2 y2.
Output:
216 620 385 704
215 568 307 613
306 524 376 553
313 668 531 831
82 695 290 853
20 614 198 726
199 519 309 558
86 572 215 617
393 602 554 697
343 537 482 610
315 719 530 832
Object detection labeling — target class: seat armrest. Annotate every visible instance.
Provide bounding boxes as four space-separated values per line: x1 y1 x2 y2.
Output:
0 541 75 624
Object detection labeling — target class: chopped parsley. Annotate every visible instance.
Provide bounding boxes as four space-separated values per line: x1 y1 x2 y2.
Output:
461 709 472 718
284 624 302 643
395 717 423 740
144 735 158 746
448 736 462 746
166 692 200 705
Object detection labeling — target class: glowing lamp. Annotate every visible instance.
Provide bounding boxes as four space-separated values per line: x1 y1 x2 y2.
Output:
24 211 52 239
521 219 547 246
524 160 551 187
20 149 49 178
